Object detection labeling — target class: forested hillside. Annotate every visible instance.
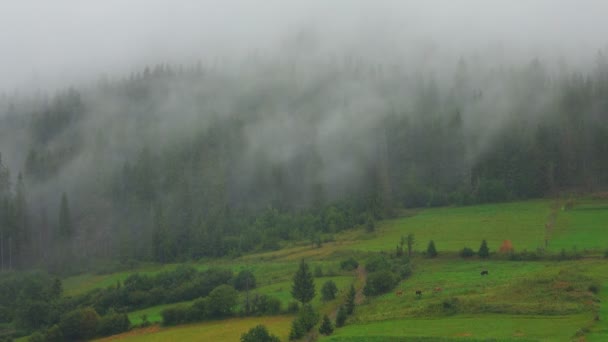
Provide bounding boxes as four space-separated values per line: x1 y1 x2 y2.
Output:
1 55 608 272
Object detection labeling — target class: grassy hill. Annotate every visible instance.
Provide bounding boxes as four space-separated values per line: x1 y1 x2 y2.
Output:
52 198 608 342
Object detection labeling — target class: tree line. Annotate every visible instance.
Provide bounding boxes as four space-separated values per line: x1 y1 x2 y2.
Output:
0 55 608 270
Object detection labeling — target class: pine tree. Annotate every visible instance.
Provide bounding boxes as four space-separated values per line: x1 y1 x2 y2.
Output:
478 239 490 258
335 305 347 327
406 233 415 257
291 259 315 304
319 315 334 335
58 192 72 239
345 284 356 315
321 280 338 302
426 240 437 258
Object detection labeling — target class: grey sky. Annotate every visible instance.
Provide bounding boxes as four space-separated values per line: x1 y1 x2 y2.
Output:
1 0 608 92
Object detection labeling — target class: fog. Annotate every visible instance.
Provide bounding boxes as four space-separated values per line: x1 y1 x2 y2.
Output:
2 0 608 93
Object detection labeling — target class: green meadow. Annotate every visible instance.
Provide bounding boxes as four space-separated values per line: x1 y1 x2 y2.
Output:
75 198 608 341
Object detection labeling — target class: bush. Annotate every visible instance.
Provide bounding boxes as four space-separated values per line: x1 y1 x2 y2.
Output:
97 311 130 337
426 240 438 258
319 315 334 335
44 325 63 342
234 270 256 291
59 307 100 341
187 297 209 322
241 324 281 342
340 258 359 271
363 270 398 296
207 285 239 317
460 247 475 258
321 281 338 302
365 255 391 273
252 294 281 315
161 306 189 326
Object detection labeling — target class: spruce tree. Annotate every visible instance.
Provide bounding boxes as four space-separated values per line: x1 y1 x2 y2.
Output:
427 240 437 258
345 284 356 315
291 259 315 304
478 239 490 258
335 305 347 327
319 315 334 335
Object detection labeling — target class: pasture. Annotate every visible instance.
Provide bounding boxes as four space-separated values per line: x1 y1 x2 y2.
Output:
60 198 608 341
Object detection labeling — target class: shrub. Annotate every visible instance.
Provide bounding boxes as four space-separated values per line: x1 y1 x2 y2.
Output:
321 281 338 302
187 297 209 322
340 258 359 271
59 307 100 341
27 332 45 342
363 270 398 296
241 324 280 342
365 255 391 273
426 240 438 258
97 312 130 337
161 306 188 326
44 325 63 342
499 240 514 254
319 315 334 335
604 249 608 258
460 247 475 258
252 295 281 315
207 285 239 318
234 270 256 291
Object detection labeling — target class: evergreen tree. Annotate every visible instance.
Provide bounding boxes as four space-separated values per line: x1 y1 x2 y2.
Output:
14 173 28 258
291 259 315 304
319 314 334 335
478 239 490 258
406 233 415 257
345 284 356 315
335 305 347 327
426 240 437 258
321 280 338 302
58 192 72 239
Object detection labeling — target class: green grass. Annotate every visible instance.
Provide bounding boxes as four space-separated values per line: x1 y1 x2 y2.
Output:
320 314 590 341
345 200 550 253
550 200 608 252
59 198 608 341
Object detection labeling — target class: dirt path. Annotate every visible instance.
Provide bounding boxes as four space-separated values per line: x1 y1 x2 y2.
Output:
354 265 367 305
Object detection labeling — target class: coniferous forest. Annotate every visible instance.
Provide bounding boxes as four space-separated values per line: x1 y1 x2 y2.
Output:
1 55 608 272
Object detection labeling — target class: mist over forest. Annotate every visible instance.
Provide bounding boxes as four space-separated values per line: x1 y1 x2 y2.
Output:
1 0 608 272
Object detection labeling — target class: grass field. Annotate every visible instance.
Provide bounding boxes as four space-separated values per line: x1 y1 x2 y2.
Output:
95 316 293 342
320 314 591 341
56 198 608 341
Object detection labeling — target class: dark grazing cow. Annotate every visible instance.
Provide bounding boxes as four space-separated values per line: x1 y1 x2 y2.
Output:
480 270 489 276
415 290 422 296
